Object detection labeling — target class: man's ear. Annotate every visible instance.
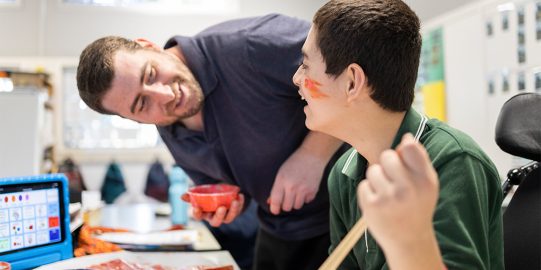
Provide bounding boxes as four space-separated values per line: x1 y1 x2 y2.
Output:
134 38 161 51
345 63 367 103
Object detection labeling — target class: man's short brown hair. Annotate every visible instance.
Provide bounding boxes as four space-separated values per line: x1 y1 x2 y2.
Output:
76 36 141 114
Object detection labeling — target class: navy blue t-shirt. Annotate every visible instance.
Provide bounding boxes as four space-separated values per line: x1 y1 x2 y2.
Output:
159 14 331 240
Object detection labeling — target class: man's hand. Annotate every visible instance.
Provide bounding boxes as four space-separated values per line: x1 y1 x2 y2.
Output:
357 133 439 248
181 193 245 227
267 147 327 215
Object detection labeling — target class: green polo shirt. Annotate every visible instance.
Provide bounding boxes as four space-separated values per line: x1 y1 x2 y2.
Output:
328 108 504 270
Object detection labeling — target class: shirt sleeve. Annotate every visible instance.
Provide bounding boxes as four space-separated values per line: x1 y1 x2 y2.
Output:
432 153 503 269
245 14 310 98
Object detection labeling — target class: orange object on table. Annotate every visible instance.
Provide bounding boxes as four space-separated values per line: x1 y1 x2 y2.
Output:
74 224 187 257
74 225 127 257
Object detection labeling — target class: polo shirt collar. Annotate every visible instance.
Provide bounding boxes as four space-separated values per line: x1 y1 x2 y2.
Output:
341 108 428 181
160 36 218 139
390 108 428 148
340 149 367 181
164 35 218 97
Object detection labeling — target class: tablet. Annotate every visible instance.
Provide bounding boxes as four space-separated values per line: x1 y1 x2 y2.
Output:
0 174 72 269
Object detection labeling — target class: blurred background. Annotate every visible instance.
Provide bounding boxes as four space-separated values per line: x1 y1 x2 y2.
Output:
0 0 538 199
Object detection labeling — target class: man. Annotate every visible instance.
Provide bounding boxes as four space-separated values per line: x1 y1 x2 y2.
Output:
293 0 504 269
76 14 346 270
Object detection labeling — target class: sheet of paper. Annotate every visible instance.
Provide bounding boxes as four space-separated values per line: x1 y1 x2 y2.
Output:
96 229 198 245
34 250 239 270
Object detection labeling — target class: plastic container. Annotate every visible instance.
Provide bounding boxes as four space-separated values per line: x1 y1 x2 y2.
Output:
187 184 240 212
168 166 189 225
0 261 10 270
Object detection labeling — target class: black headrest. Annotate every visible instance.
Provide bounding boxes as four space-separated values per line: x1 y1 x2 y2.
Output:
495 92 541 162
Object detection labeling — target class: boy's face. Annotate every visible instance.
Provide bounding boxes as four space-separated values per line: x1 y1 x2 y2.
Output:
293 26 350 134
101 48 204 126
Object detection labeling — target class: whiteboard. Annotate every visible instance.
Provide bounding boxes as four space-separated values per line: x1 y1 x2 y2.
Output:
0 89 46 178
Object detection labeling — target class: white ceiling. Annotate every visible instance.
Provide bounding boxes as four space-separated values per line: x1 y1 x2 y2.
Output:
0 0 483 57
405 0 480 22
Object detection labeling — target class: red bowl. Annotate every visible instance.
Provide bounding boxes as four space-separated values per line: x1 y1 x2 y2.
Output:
186 184 240 212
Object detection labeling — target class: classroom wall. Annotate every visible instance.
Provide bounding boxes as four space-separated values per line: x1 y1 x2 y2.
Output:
1 0 533 198
422 0 540 177
0 0 327 57
0 0 328 197
0 0 478 57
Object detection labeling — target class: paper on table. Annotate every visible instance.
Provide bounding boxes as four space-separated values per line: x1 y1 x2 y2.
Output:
34 250 240 270
96 229 199 246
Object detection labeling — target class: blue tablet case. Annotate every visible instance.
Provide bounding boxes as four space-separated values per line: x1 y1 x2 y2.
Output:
0 174 73 269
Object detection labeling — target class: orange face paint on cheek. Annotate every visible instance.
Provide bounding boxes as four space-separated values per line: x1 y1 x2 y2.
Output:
304 78 328 99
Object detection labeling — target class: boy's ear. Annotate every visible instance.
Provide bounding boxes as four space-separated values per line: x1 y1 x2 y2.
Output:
134 38 161 51
345 63 367 103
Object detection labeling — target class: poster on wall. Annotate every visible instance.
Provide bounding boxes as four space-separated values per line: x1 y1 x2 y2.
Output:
537 1 541 40
415 27 447 122
517 6 526 64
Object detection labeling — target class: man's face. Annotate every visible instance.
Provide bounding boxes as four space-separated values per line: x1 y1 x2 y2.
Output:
292 26 349 133
102 48 204 126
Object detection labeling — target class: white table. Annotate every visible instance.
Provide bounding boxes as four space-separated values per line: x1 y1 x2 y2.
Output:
89 203 221 251
35 250 240 270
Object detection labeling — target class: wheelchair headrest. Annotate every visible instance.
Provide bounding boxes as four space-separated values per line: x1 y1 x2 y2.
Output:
495 92 541 162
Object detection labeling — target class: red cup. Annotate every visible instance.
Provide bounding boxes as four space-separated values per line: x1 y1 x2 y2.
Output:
186 184 240 212
0 262 10 270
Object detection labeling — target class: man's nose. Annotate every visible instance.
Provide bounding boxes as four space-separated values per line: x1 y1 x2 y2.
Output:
146 83 175 106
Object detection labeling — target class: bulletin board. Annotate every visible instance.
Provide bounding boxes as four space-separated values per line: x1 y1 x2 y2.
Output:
415 27 447 122
484 0 541 168
419 0 541 177
484 0 541 95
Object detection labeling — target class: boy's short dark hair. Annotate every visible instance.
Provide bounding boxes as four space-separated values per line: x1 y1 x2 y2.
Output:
313 0 422 111
76 36 141 114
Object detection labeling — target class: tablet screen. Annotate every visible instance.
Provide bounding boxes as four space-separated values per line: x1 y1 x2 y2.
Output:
0 181 65 255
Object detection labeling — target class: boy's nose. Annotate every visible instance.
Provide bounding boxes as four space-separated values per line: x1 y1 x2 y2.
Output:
292 66 302 87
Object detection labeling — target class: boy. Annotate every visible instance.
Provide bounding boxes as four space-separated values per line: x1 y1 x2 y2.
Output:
293 0 504 269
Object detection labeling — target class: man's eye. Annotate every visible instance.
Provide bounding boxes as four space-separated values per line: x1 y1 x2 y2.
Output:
299 62 308 70
148 67 156 83
139 97 146 112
